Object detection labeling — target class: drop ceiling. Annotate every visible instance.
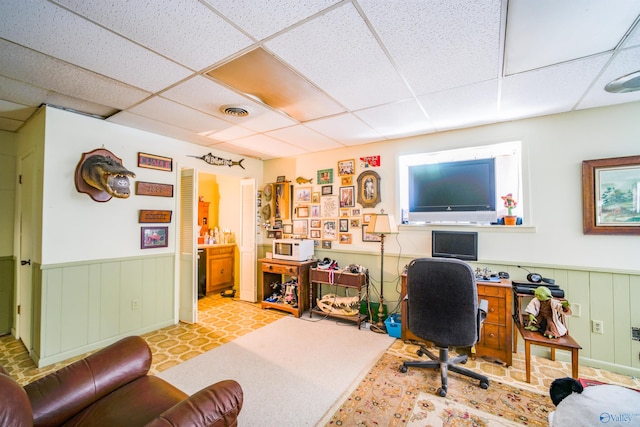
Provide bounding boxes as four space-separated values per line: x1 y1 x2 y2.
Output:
1 0 640 160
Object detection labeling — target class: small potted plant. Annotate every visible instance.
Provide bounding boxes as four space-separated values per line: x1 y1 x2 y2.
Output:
501 193 518 225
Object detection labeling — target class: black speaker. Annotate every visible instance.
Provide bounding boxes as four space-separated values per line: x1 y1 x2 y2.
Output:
527 273 542 283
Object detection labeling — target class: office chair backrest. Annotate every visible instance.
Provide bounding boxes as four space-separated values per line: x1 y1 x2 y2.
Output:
406 257 479 347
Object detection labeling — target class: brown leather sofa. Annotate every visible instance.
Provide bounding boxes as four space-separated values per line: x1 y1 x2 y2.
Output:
0 336 243 426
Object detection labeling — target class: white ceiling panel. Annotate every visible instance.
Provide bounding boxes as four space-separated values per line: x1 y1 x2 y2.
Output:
128 97 232 133
355 99 435 139
578 47 640 110
501 54 611 121
359 0 502 95
505 0 640 75
205 125 256 142
203 0 341 41
0 100 37 121
419 80 499 131
0 75 49 106
305 113 384 146
53 0 254 71
266 3 411 111
230 133 308 158
265 124 343 152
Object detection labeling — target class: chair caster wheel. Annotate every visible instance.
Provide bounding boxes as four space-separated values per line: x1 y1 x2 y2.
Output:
437 387 447 397
400 365 408 373
480 380 489 389
417 349 424 357
461 359 468 364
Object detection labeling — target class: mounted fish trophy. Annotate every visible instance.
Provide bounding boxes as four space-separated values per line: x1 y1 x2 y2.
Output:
75 148 136 202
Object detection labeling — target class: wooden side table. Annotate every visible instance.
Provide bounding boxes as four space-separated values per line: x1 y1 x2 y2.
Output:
309 268 369 328
259 258 316 317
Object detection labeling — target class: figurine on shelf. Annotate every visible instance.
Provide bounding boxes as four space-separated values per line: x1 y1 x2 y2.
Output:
525 286 572 338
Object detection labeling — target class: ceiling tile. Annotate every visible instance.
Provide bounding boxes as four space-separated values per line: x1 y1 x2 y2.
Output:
0 100 37 121
359 0 502 95
128 97 232 133
230 133 308 158
0 0 192 92
53 0 254 71
501 54 611 121
0 75 49 107
205 125 256 142
266 3 411 111
265 124 342 152
505 0 640 75
355 99 434 139
305 113 384 146
578 47 640 110
203 0 340 40
622 22 640 48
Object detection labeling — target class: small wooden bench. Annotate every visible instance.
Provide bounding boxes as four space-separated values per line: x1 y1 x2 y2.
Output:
512 291 582 383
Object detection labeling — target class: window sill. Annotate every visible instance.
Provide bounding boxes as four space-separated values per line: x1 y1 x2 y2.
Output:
399 223 536 233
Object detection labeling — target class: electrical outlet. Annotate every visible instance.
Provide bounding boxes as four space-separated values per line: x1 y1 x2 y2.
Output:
131 299 139 310
592 320 604 334
570 303 581 317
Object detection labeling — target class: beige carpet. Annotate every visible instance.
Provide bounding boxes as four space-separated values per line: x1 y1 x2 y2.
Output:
157 315 395 427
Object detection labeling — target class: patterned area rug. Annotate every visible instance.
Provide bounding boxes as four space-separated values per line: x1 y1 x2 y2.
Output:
325 352 555 426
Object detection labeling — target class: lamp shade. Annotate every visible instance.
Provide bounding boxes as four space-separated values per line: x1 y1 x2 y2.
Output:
366 212 398 235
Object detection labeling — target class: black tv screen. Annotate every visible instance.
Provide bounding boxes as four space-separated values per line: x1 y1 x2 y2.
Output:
432 230 478 261
409 158 496 212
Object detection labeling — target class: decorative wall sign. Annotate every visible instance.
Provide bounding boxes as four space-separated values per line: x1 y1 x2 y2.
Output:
357 170 381 208
582 155 640 235
360 155 381 168
75 148 136 202
139 210 172 223
136 181 174 197
141 226 168 249
188 152 245 169
138 152 173 171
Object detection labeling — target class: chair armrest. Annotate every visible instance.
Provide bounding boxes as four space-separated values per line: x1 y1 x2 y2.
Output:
145 380 243 427
26 336 151 427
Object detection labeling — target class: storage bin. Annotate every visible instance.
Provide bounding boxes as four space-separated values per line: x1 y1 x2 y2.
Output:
384 313 401 338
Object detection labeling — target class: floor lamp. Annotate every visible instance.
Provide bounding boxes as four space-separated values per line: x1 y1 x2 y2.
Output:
366 210 398 333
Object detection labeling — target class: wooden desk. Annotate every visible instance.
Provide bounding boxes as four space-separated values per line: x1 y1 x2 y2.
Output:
401 274 513 367
512 290 581 382
309 268 368 328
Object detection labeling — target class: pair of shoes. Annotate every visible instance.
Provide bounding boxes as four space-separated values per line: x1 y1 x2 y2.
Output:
317 258 339 270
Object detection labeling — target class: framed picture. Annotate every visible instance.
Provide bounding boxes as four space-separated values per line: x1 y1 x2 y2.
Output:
311 192 320 203
322 219 337 240
138 152 172 171
310 205 321 217
138 210 172 223
351 208 361 216
276 175 286 182
321 185 333 195
339 218 349 232
141 226 168 249
297 205 309 218
322 240 332 249
339 185 355 207
339 233 352 244
340 208 350 217
362 227 382 242
310 229 321 239
317 169 334 184
274 219 283 229
363 213 373 224
357 170 381 208
582 155 640 235
338 159 355 176
350 218 361 228
283 223 293 234
295 187 311 203
293 219 308 236
321 195 339 218
341 176 353 186
310 219 322 228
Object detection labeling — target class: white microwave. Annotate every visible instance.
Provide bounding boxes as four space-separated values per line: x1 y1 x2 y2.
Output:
273 239 314 261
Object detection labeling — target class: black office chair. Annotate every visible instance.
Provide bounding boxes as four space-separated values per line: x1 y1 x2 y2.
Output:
400 257 490 397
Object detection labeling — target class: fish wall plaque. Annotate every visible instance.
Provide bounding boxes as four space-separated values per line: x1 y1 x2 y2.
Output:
189 153 245 169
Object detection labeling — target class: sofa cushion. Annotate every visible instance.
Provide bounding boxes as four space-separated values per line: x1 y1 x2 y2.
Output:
0 373 32 427
62 376 187 427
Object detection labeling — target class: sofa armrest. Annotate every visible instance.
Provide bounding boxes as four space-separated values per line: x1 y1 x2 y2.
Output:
26 336 152 427
146 380 243 427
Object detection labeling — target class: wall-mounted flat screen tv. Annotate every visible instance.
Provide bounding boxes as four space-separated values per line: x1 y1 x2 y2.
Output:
432 230 478 261
408 158 496 223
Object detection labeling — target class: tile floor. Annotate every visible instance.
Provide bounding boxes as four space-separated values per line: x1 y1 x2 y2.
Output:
1 295 638 396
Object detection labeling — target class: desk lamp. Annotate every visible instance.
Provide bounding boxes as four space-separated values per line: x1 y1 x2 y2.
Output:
366 210 398 333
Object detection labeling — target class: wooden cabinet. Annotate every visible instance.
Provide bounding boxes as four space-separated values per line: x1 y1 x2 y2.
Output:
259 258 316 317
309 268 369 328
205 244 234 293
400 274 512 366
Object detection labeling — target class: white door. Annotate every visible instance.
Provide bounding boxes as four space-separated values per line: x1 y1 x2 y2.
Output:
239 178 257 302
17 152 34 350
178 169 197 323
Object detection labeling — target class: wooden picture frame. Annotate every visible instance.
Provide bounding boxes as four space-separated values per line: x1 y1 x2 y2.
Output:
357 170 381 208
283 223 293 234
322 240 332 249
310 205 321 217
339 218 349 232
297 205 309 218
138 152 172 171
141 226 168 249
338 159 355 176
310 219 322 228
339 233 352 244
322 219 337 240
311 192 320 203
293 219 308 236
295 187 312 203
310 229 321 239
138 210 172 223
582 155 640 235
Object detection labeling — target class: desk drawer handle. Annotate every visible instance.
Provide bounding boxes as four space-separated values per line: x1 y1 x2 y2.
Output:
489 307 495 313
268 265 273 270
489 333 495 338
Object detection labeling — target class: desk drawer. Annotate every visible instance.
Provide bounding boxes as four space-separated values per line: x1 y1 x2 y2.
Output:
207 246 234 256
262 263 299 276
483 296 505 325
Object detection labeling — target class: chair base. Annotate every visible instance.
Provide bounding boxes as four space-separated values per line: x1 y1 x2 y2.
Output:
400 345 490 397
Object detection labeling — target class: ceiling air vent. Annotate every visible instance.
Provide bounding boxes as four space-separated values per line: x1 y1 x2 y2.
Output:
220 105 251 117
